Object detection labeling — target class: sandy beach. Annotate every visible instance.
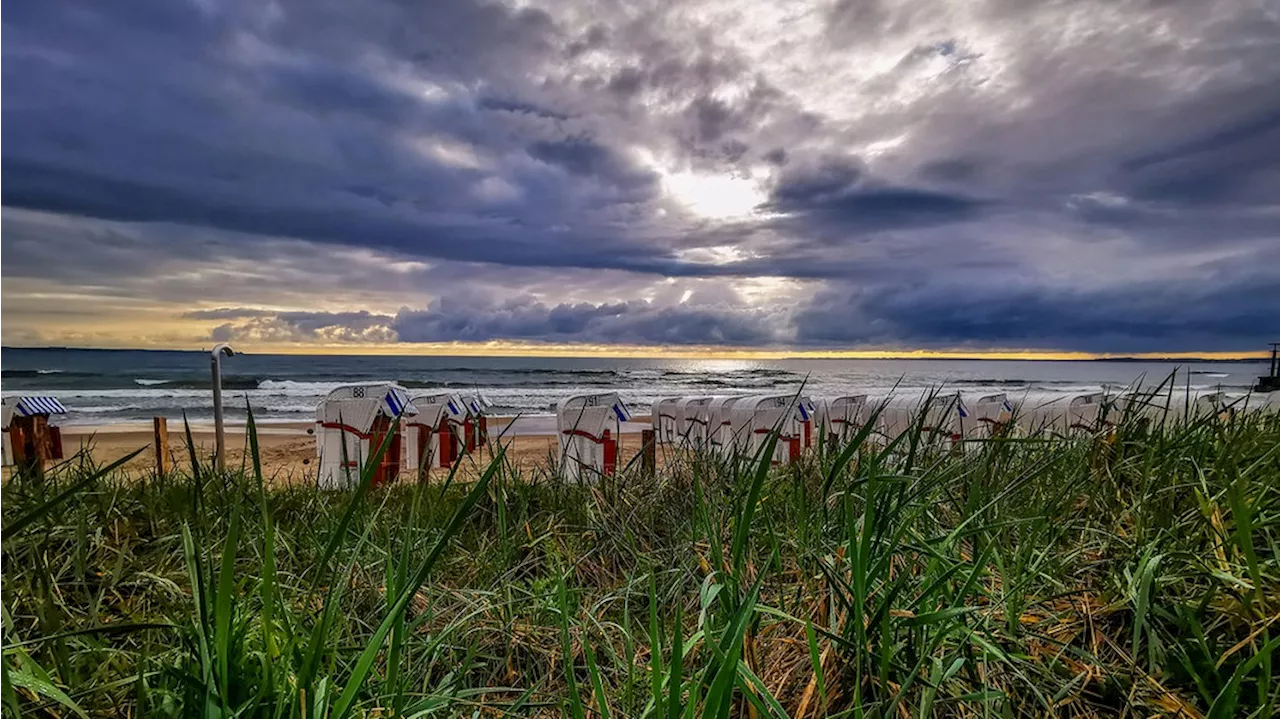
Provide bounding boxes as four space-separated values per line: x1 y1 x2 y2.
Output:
49 417 653 484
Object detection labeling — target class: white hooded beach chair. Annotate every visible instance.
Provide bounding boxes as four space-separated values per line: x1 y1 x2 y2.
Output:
315 384 417 489
651 397 682 443
874 392 964 444
706 395 751 457
404 393 469 473
727 394 817 465
817 395 868 445
1017 392 1106 435
674 397 714 446
1187 391 1233 420
963 393 1014 438
1112 390 1175 428
556 393 631 481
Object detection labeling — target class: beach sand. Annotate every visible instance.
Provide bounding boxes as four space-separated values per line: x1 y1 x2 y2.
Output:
45 418 653 484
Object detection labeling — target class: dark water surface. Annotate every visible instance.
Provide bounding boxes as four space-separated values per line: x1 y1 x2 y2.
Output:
1 348 1263 425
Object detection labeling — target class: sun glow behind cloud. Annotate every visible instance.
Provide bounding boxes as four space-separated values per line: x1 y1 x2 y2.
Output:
660 170 766 220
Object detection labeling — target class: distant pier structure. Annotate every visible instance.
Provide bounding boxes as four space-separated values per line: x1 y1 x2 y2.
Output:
1256 342 1280 393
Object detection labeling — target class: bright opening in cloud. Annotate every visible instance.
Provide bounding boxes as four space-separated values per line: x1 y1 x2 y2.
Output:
676 244 756 265
661 171 765 220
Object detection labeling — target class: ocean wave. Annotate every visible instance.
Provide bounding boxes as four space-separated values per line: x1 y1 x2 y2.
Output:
404 367 624 378
134 378 170 386
256 379 348 395
151 376 264 390
73 404 150 413
398 380 456 389
1189 371 1229 378
948 378 1091 387
2 369 98 378
261 403 321 413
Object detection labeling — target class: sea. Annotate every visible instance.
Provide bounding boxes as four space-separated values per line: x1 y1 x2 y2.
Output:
0 348 1266 427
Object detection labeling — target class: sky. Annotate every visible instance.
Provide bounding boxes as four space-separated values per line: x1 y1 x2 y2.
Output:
3 0 1279 357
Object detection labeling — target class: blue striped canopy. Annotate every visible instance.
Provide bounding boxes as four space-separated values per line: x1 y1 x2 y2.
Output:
14 397 67 416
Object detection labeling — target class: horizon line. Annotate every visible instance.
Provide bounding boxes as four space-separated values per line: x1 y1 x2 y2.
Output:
2 343 1270 362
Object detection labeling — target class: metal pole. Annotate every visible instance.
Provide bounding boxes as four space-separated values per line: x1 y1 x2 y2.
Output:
210 343 235 472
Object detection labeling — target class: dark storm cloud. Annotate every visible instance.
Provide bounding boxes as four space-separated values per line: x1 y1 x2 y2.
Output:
189 298 783 347
526 136 655 189
1118 101 1280 206
0 0 675 274
393 297 781 346
3 0 1279 352
795 268 1280 354
764 155 986 229
207 310 397 343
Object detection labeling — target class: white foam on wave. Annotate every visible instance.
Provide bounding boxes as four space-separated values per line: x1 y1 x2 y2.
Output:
261 403 323 413
134 378 170 386
5 388 214 399
73 404 149 413
257 379 349 395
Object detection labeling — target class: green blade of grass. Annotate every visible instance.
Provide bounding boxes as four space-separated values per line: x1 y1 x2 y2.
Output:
5 648 88 719
701 577 762 719
804 619 827 714
559 575 587 719
584 628 611 719
667 597 684 719
2 447 145 538
329 448 504 719
213 504 240 710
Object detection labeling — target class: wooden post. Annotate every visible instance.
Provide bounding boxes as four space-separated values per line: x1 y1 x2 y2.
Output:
10 419 32 474
49 426 64 460
153 417 171 476
641 428 656 474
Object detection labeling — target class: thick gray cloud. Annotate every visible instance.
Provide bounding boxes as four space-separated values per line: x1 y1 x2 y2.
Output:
189 298 785 347
3 0 1278 352
394 296 783 346
795 271 1280 354
202 310 398 344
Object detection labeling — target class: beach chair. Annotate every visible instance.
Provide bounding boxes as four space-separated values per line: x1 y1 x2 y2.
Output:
727 394 816 465
315 384 416 489
404 393 469 474
555 393 631 481
674 396 714 447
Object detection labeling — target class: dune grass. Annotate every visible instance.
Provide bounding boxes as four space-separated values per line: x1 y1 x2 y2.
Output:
2 405 1278 717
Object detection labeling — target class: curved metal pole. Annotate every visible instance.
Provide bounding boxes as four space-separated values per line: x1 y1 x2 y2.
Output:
210 343 236 472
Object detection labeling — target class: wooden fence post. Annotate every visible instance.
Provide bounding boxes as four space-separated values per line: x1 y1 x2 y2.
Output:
641 428 656 474
153 416 171 476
